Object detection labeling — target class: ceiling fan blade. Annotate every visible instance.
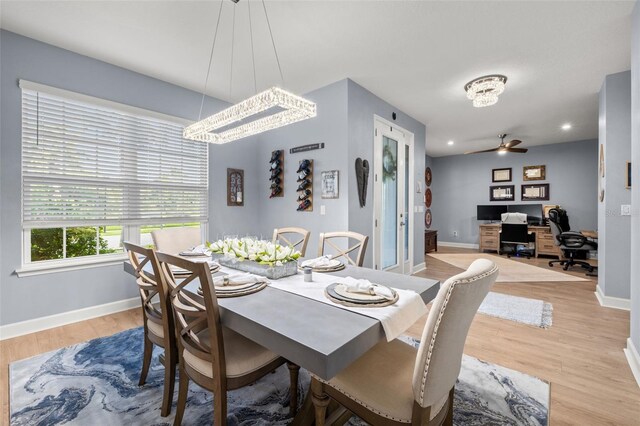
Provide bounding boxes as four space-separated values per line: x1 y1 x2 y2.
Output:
464 147 499 154
506 147 528 153
505 139 522 148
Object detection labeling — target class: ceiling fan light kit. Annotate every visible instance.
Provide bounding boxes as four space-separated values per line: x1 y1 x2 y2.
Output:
464 74 507 108
184 0 316 144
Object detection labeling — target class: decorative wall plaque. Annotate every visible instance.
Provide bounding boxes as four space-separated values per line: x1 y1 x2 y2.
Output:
227 168 244 206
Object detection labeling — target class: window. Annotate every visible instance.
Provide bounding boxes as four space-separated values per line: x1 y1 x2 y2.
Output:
19 81 208 274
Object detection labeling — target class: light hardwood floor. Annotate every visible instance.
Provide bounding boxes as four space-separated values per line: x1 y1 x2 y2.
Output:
1 247 639 425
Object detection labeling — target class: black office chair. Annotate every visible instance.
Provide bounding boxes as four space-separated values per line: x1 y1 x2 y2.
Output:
501 223 533 259
548 208 597 272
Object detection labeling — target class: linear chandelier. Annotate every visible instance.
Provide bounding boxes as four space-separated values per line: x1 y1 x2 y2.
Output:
464 74 508 108
184 0 316 144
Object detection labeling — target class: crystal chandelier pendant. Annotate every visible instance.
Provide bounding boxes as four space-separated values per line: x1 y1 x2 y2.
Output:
184 87 316 144
464 74 507 108
185 0 317 144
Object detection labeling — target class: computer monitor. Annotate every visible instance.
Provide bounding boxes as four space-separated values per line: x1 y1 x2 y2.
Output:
477 205 508 221
508 204 544 225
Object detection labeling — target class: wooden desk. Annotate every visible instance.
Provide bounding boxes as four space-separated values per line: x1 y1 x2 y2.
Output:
479 223 562 258
124 262 439 380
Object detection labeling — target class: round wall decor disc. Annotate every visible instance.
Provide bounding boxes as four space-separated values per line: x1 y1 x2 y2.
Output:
425 209 432 228
425 167 432 186
425 188 432 207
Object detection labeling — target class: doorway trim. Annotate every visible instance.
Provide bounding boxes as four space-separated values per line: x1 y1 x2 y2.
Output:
372 114 415 274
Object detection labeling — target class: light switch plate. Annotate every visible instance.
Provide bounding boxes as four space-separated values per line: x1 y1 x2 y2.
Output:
621 204 631 216
320 205 326 215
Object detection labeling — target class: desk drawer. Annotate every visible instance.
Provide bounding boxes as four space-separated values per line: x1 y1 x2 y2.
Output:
481 228 500 237
480 237 499 250
538 241 557 252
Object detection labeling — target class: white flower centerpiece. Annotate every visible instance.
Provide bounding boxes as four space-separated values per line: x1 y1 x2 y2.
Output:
208 237 301 279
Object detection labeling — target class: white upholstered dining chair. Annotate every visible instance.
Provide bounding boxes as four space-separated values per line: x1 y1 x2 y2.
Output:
310 258 499 426
273 227 311 256
151 226 201 254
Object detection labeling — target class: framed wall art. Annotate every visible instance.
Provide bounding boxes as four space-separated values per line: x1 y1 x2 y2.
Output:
626 161 632 189
227 168 244 206
523 165 546 181
521 183 550 201
492 167 512 183
490 185 515 202
321 170 339 199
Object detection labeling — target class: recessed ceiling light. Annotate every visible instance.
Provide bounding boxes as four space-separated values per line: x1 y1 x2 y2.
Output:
561 123 572 130
447 140 454 146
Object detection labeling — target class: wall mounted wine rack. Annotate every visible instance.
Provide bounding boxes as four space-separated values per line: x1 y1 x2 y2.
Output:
296 159 313 212
269 149 284 198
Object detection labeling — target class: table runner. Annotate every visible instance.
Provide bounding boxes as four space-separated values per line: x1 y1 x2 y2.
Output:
213 266 427 342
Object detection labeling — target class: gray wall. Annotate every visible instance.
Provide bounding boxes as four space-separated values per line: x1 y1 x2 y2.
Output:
598 71 632 300
630 1 640 357
429 140 598 245
0 32 428 327
255 79 350 253
347 80 427 268
0 30 254 326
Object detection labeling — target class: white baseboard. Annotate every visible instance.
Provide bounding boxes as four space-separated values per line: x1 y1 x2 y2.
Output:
438 241 480 250
595 285 631 311
624 338 640 388
412 262 426 274
0 297 139 341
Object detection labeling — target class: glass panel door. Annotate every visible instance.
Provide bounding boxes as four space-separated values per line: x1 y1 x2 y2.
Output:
381 136 399 269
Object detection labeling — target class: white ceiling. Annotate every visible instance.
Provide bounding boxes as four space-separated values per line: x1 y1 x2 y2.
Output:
1 0 635 156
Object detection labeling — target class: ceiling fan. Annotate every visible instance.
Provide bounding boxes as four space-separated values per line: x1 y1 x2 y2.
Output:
465 134 528 155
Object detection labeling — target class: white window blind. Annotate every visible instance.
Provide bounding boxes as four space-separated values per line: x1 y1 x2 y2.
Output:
21 82 208 228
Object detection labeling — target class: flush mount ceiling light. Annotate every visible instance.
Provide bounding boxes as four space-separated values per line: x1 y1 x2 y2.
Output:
464 74 508 108
561 123 572 130
184 0 316 144
447 140 454 145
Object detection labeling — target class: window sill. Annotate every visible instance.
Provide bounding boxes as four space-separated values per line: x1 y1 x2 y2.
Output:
15 253 128 277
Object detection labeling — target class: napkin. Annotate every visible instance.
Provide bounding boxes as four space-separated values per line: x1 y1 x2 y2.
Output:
337 276 394 300
213 273 263 287
301 255 335 268
180 244 211 256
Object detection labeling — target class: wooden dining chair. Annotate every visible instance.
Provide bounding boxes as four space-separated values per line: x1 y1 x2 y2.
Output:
310 259 499 426
273 227 311 256
151 226 201 254
318 231 369 267
123 242 177 417
155 252 301 426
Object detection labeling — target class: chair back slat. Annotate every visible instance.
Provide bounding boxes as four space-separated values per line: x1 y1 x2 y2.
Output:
318 231 369 267
412 259 498 409
273 227 311 256
156 252 227 385
124 242 171 328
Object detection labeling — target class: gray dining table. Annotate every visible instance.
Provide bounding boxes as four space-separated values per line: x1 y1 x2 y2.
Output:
123 261 439 380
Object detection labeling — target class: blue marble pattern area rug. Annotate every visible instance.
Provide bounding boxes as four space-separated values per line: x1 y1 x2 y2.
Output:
10 328 549 426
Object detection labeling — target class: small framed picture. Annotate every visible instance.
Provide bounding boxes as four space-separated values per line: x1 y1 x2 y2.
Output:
490 185 515 201
522 183 550 201
523 165 546 181
626 161 632 189
492 167 512 182
321 170 339 199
